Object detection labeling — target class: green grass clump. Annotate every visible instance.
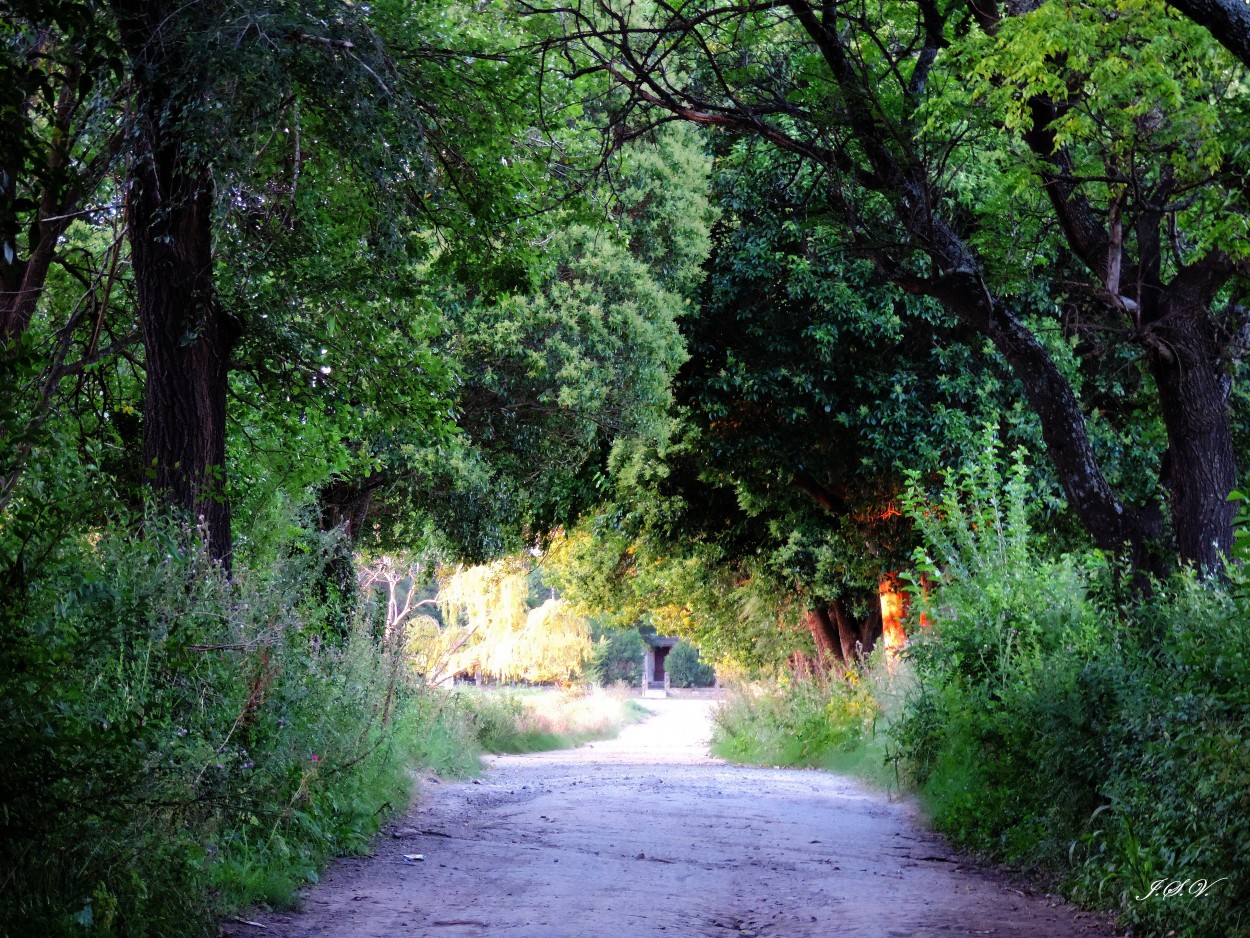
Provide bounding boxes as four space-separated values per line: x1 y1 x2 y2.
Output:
0 518 488 937
891 446 1250 938
710 657 898 790
714 443 1250 938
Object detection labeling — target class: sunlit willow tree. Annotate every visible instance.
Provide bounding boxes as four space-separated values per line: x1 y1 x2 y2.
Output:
435 558 591 684
528 0 1250 577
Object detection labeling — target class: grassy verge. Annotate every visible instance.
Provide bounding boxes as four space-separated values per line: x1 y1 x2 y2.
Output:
713 446 1250 938
0 521 645 938
713 625 1250 938
710 655 900 791
450 685 650 754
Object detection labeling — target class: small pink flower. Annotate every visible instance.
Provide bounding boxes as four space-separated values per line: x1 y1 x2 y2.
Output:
311 754 319 763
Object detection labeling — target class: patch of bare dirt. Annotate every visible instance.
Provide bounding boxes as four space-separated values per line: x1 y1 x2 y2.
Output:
223 698 1119 937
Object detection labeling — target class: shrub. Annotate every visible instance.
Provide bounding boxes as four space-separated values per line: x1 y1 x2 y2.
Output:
666 641 716 687
587 624 645 685
450 685 647 753
0 517 473 936
892 441 1250 937
711 658 893 785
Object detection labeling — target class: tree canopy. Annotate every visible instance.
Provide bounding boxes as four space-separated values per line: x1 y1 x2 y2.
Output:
6 3 1250 931
527 0 1250 579
4 0 1250 664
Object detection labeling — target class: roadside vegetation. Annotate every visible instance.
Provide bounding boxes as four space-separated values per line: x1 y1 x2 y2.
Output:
0 516 646 936
454 686 649 754
711 446 1250 938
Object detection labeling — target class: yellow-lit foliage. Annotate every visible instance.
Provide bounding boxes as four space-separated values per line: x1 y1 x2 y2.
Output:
402 614 467 685
433 560 591 684
517 598 591 685
437 558 529 679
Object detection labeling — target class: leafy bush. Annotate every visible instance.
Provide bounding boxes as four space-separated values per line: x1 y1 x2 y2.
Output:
587 624 645 686
711 660 893 785
1068 577 1250 937
892 442 1250 937
666 641 716 687
0 517 478 937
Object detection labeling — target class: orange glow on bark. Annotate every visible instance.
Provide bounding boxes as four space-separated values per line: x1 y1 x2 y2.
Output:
879 573 907 653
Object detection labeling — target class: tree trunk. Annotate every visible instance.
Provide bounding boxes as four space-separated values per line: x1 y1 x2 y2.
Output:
1148 282 1237 572
829 600 860 660
830 598 881 661
114 0 235 567
1164 0 1250 71
808 598 886 666
2 64 94 344
805 606 843 665
859 598 884 653
319 473 387 542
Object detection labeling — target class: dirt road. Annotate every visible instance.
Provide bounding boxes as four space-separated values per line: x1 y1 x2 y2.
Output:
230 698 1116 937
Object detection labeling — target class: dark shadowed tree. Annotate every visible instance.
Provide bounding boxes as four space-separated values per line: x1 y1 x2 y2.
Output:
529 0 1250 576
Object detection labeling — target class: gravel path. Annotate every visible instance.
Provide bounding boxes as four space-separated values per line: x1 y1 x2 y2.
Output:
225 698 1117 937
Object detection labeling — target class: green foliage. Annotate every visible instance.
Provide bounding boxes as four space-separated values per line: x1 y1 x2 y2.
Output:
587 624 646 686
0 506 485 937
665 642 716 688
411 126 713 557
711 662 895 787
933 0 1250 270
891 445 1250 937
447 687 647 754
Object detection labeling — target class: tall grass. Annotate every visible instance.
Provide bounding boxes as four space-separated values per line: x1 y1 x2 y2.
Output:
711 660 899 789
450 685 649 753
0 516 643 937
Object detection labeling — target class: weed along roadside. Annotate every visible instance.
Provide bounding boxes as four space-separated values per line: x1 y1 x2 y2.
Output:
712 452 1250 938
205 685 643 923
226 697 1115 938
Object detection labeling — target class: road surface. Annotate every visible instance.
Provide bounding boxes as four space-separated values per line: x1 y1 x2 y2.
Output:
228 698 1115 937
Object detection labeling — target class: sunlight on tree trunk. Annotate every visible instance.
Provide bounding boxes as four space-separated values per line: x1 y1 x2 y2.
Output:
878 574 907 657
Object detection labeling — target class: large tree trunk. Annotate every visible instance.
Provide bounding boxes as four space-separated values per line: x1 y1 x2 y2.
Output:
805 606 842 665
114 0 235 567
1148 278 1237 572
808 599 883 664
1164 0 1250 71
981 299 1167 562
